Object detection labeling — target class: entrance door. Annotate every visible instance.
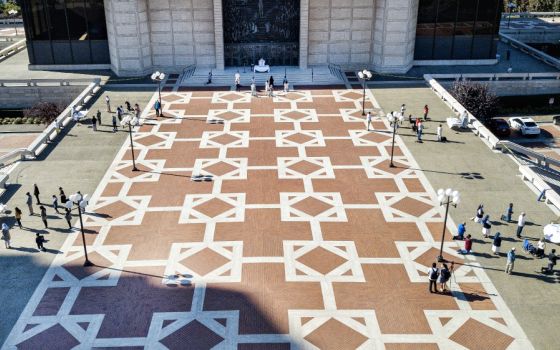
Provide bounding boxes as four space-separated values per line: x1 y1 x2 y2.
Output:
222 0 300 67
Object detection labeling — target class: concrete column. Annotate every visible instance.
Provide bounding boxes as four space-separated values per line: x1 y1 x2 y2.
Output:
299 0 309 69
104 0 152 76
212 0 224 70
372 0 419 73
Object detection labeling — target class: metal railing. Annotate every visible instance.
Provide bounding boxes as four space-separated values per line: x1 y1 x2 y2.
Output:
0 38 25 63
328 63 345 82
501 12 560 19
499 33 560 71
182 64 196 80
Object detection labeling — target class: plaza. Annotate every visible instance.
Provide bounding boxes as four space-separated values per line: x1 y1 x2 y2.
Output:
1 1 560 349
0 82 550 349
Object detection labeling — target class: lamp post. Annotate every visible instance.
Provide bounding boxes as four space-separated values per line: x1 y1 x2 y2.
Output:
121 114 139 171
358 69 373 116
507 2 516 29
436 188 460 262
66 192 92 266
151 71 165 108
8 9 18 37
387 112 404 168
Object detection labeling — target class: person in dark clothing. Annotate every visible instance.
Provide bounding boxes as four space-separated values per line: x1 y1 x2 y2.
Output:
268 76 274 88
96 110 102 125
14 207 22 228
40 205 48 228
125 101 132 111
33 184 41 204
541 249 558 274
65 208 73 229
428 262 439 293
35 233 46 252
59 187 67 204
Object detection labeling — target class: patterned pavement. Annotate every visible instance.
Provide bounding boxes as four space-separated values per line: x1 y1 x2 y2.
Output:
2 88 533 349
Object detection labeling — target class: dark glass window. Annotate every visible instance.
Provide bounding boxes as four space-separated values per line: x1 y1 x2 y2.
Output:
415 0 504 60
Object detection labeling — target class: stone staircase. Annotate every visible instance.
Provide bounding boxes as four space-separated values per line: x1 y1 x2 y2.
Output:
180 66 346 88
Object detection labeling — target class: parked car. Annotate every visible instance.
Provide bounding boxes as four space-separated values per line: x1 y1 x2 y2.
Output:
509 117 541 136
553 115 560 125
487 118 511 138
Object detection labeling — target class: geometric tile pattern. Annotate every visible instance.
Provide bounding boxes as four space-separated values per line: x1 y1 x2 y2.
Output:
3 88 533 349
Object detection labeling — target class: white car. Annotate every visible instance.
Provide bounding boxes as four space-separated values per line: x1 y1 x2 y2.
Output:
508 117 541 136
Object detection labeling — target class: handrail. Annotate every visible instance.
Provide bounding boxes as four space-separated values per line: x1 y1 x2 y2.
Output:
430 72 560 81
499 33 560 71
327 63 345 82
0 38 25 63
501 12 560 19
182 64 196 79
500 141 560 169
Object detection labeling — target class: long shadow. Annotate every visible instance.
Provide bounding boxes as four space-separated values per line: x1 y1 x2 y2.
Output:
393 165 461 176
138 169 192 179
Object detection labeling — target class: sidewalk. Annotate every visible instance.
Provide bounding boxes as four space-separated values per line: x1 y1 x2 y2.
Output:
371 85 559 350
0 87 155 345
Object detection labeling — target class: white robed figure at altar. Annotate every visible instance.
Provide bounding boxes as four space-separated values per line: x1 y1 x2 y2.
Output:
254 58 270 73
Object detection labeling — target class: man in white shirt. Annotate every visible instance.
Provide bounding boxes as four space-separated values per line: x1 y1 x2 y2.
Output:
366 112 373 131
105 95 111 112
437 124 442 142
516 212 526 238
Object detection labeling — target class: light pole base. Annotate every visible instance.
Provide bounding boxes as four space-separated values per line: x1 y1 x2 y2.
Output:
83 259 94 267
389 162 396 168
132 167 139 172
436 255 446 263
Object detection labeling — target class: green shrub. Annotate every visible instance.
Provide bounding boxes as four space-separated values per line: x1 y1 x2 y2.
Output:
21 117 27 124
33 117 42 124
14 117 23 124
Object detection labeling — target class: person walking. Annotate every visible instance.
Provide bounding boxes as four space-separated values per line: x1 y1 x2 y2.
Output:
502 203 513 222
505 247 516 274
65 208 73 229
14 207 22 228
541 249 557 274
96 110 102 126
1 223 11 249
134 103 141 119
59 187 67 204
366 111 374 131
464 234 473 254
437 124 443 142
40 205 48 228
417 120 424 143
206 71 212 84
125 101 132 112
428 262 439 293
283 78 289 93
400 103 406 116
112 115 117 132
35 233 46 252
492 232 502 255
264 79 269 96
516 212 526 238
251 81 257 97
423 104 429 120
52 195 60 214
117 105 123 122
268 83 274 97
92 115 97 131
105 95 111 112
268 75 274 89
33 184 41 204
438 263 452 293
154 99 161 117
26 192 34 215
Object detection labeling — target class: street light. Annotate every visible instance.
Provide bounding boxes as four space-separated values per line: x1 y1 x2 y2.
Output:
436 188 460 262
121 114 140 171
387 112 404 168
65 192 92 266
358 69 373 116
507 2 517 29
8 9 18 37
151 71 166 107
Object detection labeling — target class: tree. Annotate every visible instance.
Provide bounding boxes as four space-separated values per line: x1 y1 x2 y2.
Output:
504 0 557 12
1 1 21 16
450 81 499 124
23 102 63 125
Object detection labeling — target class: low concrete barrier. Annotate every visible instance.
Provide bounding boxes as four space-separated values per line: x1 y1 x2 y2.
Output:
25 79 102 158
424 74 501 149
499 33 560 71
0 39 25 63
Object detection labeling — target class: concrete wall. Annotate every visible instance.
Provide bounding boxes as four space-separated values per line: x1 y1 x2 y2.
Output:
0 86 85 109
307 0 375 66
372 0 418 73
104 0 421 76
